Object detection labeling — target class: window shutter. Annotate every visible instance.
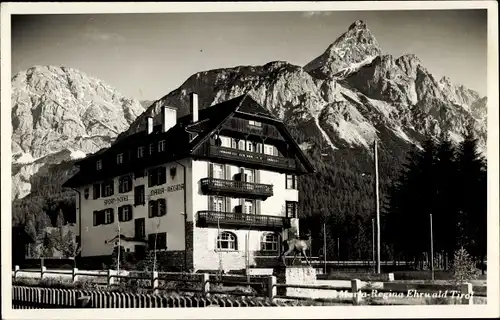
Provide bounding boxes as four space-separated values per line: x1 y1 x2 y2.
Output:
98 210 105 225
109 209 115 223
148 170 153 187
93 211 98 226
256 200 261 215
110 182 115 196
118 207 122 222
149 201 154 218
225 197 231 212
128 205 133 221
209 163 213 178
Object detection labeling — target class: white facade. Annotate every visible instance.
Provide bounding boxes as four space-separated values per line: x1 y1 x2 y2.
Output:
75 135 302 271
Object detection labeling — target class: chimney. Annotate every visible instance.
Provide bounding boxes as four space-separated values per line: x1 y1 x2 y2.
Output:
189 92 199 123
161 106 177 132
146 116 153 135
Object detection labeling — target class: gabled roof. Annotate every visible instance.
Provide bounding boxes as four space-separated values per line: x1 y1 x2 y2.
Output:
63 94 314 188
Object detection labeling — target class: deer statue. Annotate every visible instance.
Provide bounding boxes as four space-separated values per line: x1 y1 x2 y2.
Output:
278 229 312 267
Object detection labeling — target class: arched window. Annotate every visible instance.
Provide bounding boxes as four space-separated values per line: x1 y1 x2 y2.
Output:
261 233 279 251
217 231 237 250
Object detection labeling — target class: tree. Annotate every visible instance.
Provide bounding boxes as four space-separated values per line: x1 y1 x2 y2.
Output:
56 209 65 228
456 126 487 264
55 229 81 268
451 247 479 284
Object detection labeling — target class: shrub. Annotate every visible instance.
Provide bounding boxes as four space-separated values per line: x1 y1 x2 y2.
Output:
451 247 480 284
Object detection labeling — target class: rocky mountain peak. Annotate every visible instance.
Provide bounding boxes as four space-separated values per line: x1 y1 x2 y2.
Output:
11 65 145 199
304 20 382 80
348 19 367 31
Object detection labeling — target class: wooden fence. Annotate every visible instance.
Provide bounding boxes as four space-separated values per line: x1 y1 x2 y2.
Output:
12 266 484 307
12 286 302 308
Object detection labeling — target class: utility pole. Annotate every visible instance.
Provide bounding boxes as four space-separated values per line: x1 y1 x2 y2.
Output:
375 140 381 274
323 223 327 274
430 214 435 281
337 237 340 262
372 218 375 269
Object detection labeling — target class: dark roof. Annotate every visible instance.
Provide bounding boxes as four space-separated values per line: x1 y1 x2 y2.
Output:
63 94 314 188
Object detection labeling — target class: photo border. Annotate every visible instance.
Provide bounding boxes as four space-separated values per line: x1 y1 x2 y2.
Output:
1 1 498 319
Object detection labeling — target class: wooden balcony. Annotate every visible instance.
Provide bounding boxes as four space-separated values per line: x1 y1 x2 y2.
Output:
200 177 273 200
197 211 290 231
207 145 296 171
221 118 283 140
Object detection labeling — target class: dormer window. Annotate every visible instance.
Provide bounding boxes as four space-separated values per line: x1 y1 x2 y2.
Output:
117 153 124 164
96 160 102 170
249 120 261 127
158 140 166 152
137 146 144 158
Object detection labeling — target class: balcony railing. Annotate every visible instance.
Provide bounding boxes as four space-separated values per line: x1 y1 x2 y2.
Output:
208 145 296 170
200 177 273 199
197 211 290 230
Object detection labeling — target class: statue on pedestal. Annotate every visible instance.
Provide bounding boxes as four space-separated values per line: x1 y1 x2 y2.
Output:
278 227 312 267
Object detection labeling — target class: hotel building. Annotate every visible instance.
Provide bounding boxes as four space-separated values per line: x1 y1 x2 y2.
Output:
63 93 314 271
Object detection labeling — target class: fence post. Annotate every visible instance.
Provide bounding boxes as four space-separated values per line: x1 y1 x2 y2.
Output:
107 269 115 286
152 271 159 294
267 276 277 299
351 279 361 305
40 266 47 280
14 265 20 279
460 283 473 305
72 268 79 283
202 273 210 295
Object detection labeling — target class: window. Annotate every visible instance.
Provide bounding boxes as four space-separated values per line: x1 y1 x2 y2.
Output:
101 180 114 197
244 200 254 214
158 140 166 152
210 163 224 179
149 143 155 155
137 146 145 158
211 196 224 212
261 233 279 251
134 185 145 206
117 153 124 164
149 199 167 218
246 141 254 152
104 209 114 224
238 140 245 150
248 120 262 127
148 166 167 187
148 232 167 250
96 160 102 170
118 205 133 222
286 201 298 218
93 209 114 226
217 232 237 250
286 174 297 189
92 183 101 199
220 136 231 148
119 175 132 193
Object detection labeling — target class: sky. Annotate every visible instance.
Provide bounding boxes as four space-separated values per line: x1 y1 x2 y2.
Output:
11 10 488 101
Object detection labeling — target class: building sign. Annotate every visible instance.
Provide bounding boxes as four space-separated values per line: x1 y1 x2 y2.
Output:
104 196 129 206
149 184 184 196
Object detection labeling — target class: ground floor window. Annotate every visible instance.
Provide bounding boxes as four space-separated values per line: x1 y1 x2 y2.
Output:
261 233 279 251
217 231 237 250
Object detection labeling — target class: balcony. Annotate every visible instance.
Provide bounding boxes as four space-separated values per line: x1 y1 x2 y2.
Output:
207 145 296 171
197 211 290 231
200 177 273 200
221 118 283 140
